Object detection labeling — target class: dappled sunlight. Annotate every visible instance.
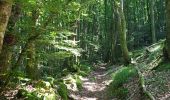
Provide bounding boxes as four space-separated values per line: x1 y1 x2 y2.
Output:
0 0 168 99
80 77 89 81
83 82 96 85
68 64 115 100
81 97 98 100
83 82 105 92
97 73 107 77
102 80 113 86
66 83 78 92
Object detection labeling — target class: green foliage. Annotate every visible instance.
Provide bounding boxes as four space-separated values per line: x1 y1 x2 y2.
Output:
76 78 83 90
15 78 59 100
57 82 68 100
47 51 72 60
35 80 51 89
79 61 92 72
78 71 88 77
113 87 129 99
17 87 57 100
1 0 167 99
155 62 170 71
107 66 137 99
17 89 40 100
111 67 137 87
74 75 83 90
77 61 92 77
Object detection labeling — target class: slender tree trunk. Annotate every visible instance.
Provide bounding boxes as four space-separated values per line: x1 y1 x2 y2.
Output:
150 0 156 43
0 1 12 53
111 1 118 63
164 0 170 60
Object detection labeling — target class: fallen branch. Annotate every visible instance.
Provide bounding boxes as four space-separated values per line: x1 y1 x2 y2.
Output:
149 55 163 70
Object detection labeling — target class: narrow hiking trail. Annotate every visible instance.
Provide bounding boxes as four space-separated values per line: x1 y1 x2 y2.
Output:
68 63 115 100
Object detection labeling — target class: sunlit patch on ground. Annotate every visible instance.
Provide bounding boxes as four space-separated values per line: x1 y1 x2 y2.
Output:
68 63 116 100
81 97 98 100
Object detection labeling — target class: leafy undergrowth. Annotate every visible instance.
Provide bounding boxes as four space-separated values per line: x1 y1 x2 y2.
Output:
1 77 61 100
0 62 92 100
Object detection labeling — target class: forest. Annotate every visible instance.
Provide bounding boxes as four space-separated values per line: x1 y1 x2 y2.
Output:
0 0 170 100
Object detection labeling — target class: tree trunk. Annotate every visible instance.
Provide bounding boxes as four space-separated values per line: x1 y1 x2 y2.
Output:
0 1 12 53
116 0 131 64
26 42 37 79
25 10 39 79
165 0 170 60
0 45 13 74
0 2 21 74
150 0 156 43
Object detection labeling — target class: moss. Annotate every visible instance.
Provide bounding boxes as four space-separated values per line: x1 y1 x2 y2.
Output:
107 66 138 99
111 66 137 87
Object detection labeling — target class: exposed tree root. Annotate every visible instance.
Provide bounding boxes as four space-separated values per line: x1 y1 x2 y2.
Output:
134 65 155 100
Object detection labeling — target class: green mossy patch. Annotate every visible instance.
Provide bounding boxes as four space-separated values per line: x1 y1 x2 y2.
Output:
107 66 138 99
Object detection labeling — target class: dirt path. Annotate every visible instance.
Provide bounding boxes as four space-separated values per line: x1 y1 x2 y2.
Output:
69 64 113 100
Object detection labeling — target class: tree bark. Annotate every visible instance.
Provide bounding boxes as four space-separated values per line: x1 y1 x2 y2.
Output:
0 1 12 53
115 0 131 64
165 0 170 60
0 2 21 74
26 42 37 79
25 10 39 79
150 0 156 43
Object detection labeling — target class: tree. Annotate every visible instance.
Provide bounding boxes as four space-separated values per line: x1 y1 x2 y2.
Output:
115 0 131 64
164 0 170 60
150 0 156 43
25 10 38 79
0 0 13 53
0 2 21 74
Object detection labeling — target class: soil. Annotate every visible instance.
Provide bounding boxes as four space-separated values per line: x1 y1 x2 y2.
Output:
68 63 114 100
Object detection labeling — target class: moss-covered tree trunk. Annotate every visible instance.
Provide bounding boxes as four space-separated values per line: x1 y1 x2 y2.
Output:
0 3 21 74
115 0 131 64
0 1 12 53
165 0 170 60
26 42 37 79
150 0 156 43
0 45 13 74
26 10 38 79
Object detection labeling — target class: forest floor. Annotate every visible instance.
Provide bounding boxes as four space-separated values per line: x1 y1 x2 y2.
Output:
145 69 170 100
67 40 170 100
68 63 117 100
